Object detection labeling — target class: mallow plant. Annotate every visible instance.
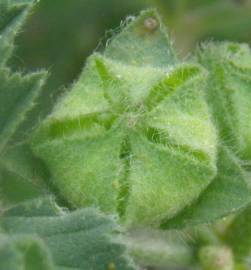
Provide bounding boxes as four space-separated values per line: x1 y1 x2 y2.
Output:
1 1 251 269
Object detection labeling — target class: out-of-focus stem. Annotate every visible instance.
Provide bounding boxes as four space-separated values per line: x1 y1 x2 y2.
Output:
121 229 195 269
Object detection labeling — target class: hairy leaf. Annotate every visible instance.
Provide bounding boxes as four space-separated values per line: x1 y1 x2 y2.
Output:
0 0 32 66
0 69 47 153
0 0 48 205
0 196 137 270
0 0 47 152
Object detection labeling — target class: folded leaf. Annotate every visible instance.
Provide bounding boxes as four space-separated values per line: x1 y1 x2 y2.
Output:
0 0 47 153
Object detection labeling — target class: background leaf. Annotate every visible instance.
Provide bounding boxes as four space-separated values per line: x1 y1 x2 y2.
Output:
224 205 251 264
0 69 46 152
0 0 32 66
0 0 48 206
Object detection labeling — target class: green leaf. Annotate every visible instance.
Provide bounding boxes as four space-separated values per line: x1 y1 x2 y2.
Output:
161 146 251 229
0 0 48 205
0 0 47 152
0 0 32 67
0 144 49 205
1 196 137 270
0 234 54 270
0 69 47 205
0 69 47 153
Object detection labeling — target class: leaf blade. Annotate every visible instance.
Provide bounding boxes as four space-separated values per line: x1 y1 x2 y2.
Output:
1 197 136 270
0 0 32 66
0 69 47 153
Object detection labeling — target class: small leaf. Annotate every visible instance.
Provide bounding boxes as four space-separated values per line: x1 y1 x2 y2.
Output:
0 69 47 153
1 196 137 270
0 0 49 210
0 143 49 205
0 0 47 153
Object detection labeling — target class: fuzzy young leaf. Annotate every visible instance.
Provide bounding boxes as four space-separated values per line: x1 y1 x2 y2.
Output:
0 0 48 206
224 205 251 263
0 196 136 270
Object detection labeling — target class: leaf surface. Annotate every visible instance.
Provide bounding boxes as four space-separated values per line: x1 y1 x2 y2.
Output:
1 197 136 270
0 0 32 66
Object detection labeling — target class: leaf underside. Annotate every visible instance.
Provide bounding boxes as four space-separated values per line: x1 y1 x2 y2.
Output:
1 196 136 270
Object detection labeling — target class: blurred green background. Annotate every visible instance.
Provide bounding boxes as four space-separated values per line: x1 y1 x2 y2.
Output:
10 0 251 124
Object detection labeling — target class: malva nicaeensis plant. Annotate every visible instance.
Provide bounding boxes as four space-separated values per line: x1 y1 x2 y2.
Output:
2 2 251 269
31 9 251 229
